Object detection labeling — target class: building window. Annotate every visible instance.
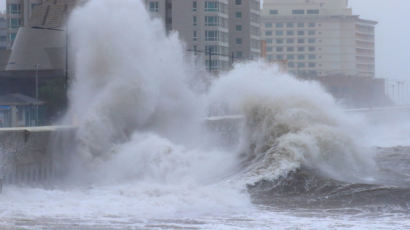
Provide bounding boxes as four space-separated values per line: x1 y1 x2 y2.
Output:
206 45 219 55
236 25 242 31
308 62 316 67
205 60 219 70
266 39 273 44
251 26 259 35
236 38 242 44
205 1 219 12
266 46 273 52
8 4 21 14
307 9 319 14
236 0 242 5
286 38 294 44
265 23 272 28
276 30 284 36
251 39 260 49
297 23 304 28
308 38 316 43
298 62 305 68
205 16 218 26
250 13 260 23
297 39 305 44
286 30 294 36
236 51 243 58
286 23 294 28
10 18 21 28
265 30 272 36
10 33 17 42
298 47 305 52
276 47 283 52
277 55 284 60
236 12 242 18
276 39 284 44
308 23 316 27
193 31 198 41
270 10 278 15
276 23 284 28
292 10 305 14
308 30 316 35
205 30 218 41
287 47 294 52
297 31 305 36
149 1 159 12
193 1 197 11
287 54 295 60
308 54 316 59
308 47 315 51
298 54 305 60
288 62 295 68
193 16 197 26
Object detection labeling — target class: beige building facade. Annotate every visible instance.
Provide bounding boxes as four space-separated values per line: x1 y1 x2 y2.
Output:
144 0 261 73
262 0 376 78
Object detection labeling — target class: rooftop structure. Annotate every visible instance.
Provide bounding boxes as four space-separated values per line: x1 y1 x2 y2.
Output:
5 0 77 71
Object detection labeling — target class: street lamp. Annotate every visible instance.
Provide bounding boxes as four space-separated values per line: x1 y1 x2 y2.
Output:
35 64 39 126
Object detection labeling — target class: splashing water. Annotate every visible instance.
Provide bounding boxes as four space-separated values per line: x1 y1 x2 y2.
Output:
2 0 407 229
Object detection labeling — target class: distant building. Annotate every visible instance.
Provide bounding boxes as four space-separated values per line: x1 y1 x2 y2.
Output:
262 0 377 78
0 14 7 50
6 0 45 48
143 0 261 73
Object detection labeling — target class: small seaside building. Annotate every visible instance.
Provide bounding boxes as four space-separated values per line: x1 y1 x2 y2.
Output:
0 93 45 127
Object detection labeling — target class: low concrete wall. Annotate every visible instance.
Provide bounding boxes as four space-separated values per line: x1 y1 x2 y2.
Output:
1 106 408 187
0 126 75 186
346 106 410 123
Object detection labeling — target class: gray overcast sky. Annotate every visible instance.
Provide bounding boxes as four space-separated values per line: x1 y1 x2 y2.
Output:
0 1 408 79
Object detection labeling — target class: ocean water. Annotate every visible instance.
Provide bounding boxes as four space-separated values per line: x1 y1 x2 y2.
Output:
1 0 410 229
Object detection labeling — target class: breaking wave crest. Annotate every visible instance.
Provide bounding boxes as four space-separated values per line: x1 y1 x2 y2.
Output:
208 64 376 185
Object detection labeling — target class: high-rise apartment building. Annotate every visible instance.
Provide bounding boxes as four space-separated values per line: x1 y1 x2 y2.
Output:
144 0 261 73
262 0 376 78
229 0 261 61
6 0 44 48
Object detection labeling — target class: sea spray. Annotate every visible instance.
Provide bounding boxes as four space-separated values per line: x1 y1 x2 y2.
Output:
59 0 252 215
49 0 377 218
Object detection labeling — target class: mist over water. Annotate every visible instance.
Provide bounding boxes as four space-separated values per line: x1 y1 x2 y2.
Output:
1 0 410 229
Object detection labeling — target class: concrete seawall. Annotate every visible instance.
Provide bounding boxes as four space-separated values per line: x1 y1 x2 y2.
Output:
0 126 76 186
